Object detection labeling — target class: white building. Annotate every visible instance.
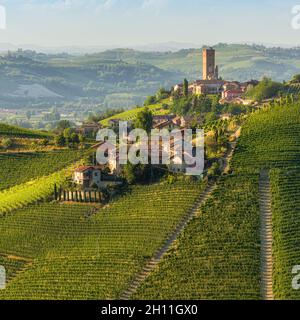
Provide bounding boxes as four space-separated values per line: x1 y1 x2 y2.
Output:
74 166 102 189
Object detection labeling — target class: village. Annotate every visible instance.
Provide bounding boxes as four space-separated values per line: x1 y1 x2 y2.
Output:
67 47 258 198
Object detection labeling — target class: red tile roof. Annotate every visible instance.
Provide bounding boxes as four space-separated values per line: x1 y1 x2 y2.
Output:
74 166 102 173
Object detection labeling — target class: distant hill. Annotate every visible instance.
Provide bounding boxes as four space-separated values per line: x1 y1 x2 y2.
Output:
85 44 300 82
0 52 181 108
1 44 300 111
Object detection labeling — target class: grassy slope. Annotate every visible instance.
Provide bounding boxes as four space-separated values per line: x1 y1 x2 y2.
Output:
0 181 205 299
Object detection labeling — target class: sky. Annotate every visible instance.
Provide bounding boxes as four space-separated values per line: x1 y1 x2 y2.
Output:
0 0 300 48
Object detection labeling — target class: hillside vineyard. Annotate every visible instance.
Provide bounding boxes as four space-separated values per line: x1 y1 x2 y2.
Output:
134 103 300 299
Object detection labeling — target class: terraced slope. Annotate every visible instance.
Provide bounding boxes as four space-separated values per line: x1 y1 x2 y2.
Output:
0 181 205 299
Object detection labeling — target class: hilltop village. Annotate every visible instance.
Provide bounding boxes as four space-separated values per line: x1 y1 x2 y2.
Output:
173 47 257 105
67 48 263 192
2 47 298 196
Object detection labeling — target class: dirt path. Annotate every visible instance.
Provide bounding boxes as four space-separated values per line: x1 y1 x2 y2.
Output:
259 170 274 300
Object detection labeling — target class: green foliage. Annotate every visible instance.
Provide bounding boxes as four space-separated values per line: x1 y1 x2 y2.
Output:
289 74 300 84
246 77 284 102
270 169 300 299
0 256 28 283
232 103 300 172
134 174 261 299
0 170 67 216
144 95 156 106
135 99 300 300
134 107 153 133
207 161 221 176
205 112 218 123
171 94 217 116
0 123 51 139
122 164 159 184
55 134 66 147
0 149 84 191
56 120 72 132
100 99 170 127
0 181 205 299
1 138 13 149
183 78 189 97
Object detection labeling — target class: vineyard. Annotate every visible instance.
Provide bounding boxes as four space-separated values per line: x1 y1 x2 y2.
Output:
232 104 300 172
100 99 170 126
0 255 29 283
134 102 300 300
0 149 84 191
134 174 261 299
0 181 205 299
270 169 300 300
0 170 67 216
0 123 52 139
1 101 300 300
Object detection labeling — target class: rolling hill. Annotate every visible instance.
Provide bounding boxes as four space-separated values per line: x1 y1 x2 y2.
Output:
1 44 300 112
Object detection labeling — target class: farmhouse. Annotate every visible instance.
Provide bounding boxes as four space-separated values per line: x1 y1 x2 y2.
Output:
74 166 102 189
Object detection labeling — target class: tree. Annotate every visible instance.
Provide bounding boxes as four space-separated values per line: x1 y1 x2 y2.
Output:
144 95 156 106
134 107 153 134
122 163 152 184
205 112 218 123
78 134 85 144
290 74 300 84
156 87 170 100
183 78 189 97
56 120 71 132
70 133 80 146
63 128 74 140
55 134 66 147
246 77 283 102
122 163 136 184
208 162 221 177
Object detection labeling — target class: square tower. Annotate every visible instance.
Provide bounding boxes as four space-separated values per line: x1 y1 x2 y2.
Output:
203 48 217 80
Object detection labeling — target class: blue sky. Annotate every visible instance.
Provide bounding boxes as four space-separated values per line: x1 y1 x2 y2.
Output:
0 0 299 47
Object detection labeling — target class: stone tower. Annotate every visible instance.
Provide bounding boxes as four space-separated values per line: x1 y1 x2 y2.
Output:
202 47 218 80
